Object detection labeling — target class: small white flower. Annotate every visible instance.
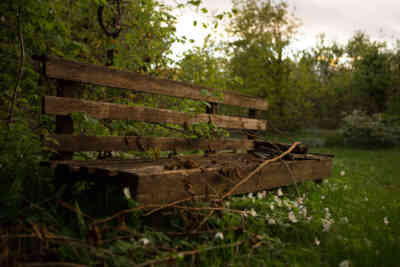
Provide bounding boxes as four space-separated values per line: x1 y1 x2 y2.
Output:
274 196 282 206
340 170 346 176
321 195 325 200
314 238 320 246
344 185 348 190
297 197 303 205
322 219 332 232
123 187 131 199
257 191 266 199
248 192 254 199
249 208 257 217
340 217 349 224
299 206 307 217
277 188 283 196
225 201 231 208
339 260 350 267
288 211 298 223
268 218 276 225
269 203 275 210
215 232 224 240
139 238 150 246
384 217 389 225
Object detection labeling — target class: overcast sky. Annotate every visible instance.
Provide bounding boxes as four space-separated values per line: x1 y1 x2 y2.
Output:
169 0 400 57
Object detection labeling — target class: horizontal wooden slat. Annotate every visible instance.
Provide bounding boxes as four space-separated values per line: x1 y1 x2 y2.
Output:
47 134 255 152
43 96 267 130
44 57 268 111
51 153 332 205
134 156 332 204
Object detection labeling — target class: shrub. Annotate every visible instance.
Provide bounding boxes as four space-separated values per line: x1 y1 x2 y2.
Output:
340 110 400 146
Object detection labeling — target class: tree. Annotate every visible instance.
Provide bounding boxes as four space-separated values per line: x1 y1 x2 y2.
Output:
227 0 302 129
346 32 392 113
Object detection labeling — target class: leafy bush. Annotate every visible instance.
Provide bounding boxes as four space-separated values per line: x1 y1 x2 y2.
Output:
340 110 400 146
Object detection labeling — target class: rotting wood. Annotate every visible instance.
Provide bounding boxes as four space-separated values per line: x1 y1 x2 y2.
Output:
43 96 267 130
133 155 332 205
52 153 332 205
43 57 268 111
47 135 255 152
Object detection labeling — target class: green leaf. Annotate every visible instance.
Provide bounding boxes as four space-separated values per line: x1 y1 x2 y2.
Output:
201 8 208 14
193 20 197 27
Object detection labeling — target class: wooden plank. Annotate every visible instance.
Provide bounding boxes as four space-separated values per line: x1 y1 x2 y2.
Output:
43 96 267 130
53 80 81 160
44 57 268 111
132 156 332 204
48 135 255 152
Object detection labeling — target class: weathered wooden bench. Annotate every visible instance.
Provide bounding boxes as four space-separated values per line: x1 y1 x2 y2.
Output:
35 56 332 205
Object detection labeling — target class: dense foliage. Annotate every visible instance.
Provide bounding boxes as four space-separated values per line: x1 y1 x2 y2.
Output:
1 0 400 265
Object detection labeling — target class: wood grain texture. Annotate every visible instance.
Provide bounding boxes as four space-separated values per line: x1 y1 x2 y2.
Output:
43 96 267 130
48 134 255 152
133 156 332 204
50 153 332 205
44 57 268 111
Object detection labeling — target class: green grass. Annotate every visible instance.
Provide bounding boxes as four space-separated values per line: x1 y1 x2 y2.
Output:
3 139 400 266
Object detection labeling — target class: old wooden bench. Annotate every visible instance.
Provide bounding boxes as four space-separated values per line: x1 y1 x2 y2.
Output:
35 56 332 205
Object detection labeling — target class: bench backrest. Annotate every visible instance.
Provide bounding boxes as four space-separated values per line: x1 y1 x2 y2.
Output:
37 57 268 159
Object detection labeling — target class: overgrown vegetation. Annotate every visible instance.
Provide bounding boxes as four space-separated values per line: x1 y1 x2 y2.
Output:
1 0 400 266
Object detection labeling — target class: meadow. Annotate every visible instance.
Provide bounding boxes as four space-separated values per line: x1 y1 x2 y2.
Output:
2 133 400 267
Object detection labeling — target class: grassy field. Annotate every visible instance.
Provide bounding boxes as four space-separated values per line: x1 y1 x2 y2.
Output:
3 140 400 266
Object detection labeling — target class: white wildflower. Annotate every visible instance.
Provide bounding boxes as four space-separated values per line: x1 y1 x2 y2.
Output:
139 238 150 246
340 170 346 177
215 232 224 240
269 203 275 210
249 208 257 217
339 260 350 267
288 211 298 223
307 216 313 221
322 219 332 232
277 188 283 196
321 195 325 200
384 217 389 225
325 208 331 218
257 191 266 199
268 218 276 225
297 197 304 205
274 196 282 207
314 238 320 246
340 217 349 224
299 206 307 217
225 201 231 208
123 187 131 199
248 192 254 199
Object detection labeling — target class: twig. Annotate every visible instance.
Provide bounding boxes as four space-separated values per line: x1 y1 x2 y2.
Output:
135 240 245 267
7 6 25 130
59 201 95 221
222 142 301 199
19 262 87 267
279 159 301 197
173 206 247 215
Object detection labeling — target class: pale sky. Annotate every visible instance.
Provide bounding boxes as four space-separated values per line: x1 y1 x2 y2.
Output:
168 0 400 58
